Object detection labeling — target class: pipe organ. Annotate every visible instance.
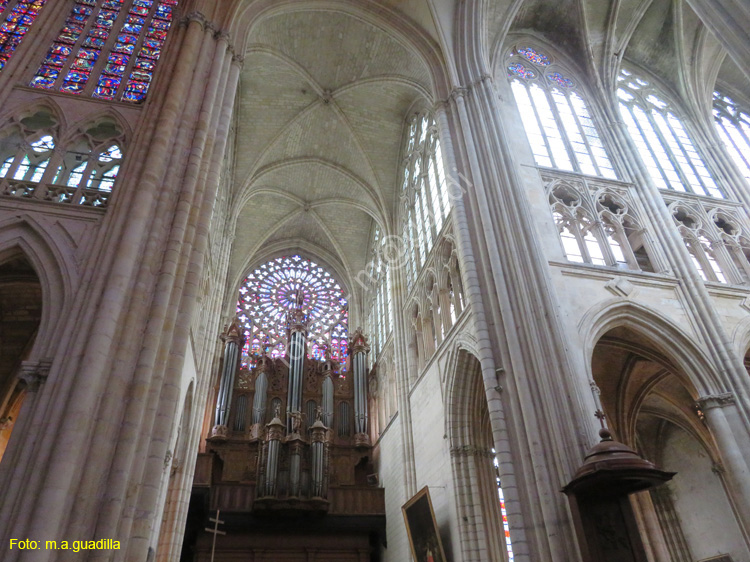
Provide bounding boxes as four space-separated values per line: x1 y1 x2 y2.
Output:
189 305 384 561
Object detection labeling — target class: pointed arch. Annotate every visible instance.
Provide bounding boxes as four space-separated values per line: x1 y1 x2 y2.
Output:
0 216 75 359
579 299 723 395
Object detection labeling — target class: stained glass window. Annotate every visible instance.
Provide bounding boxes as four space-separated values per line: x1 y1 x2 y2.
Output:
401 112 452 290
0 0 47 71
508 47 617 179
236 255 348 369
30 0 177 103
713 91 750 183
618 68 723 198
517 46 550 66
493 449 514 561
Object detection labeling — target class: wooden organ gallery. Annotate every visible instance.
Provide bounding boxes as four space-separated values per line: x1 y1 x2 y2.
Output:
187 301 384 561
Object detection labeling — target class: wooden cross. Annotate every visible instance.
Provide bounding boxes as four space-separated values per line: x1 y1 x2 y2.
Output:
204 509 225 562
594 409 607 429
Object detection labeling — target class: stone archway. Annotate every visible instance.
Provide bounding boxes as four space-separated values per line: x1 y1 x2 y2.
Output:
0 252 42 463
591 326 748 561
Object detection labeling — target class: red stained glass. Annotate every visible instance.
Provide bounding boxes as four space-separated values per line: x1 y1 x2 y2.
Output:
29 0 176 101
0 0 48 70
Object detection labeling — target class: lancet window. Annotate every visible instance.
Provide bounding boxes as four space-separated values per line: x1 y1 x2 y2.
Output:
507 46 617 179
236 255 348 368
29 0 178 103
400 112 452 291
364 225 393 361
545 176 656 272
617 68 722 198
0 109 124 206
0 0 47 71
713 91 750 183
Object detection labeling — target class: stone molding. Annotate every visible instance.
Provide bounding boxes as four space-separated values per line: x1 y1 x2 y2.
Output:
18 359 52 392
696 393 735 410
450 445 494 458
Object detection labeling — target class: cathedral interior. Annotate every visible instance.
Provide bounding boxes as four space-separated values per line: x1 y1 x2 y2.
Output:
0 0 749 561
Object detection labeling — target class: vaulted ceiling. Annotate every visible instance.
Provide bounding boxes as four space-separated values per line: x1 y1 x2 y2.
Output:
227 7 435 315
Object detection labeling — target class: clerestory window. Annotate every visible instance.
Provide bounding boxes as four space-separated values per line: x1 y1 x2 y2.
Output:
364 225 393 361
713 91 750 183
29 0 178 103
400 112 452 290
507 46 617 179
0 0 48 71
618 68 723 198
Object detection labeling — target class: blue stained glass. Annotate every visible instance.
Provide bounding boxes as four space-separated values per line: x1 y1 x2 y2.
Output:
113 42 135 54
44 52 67 65
547 72 574 88
96 9 118 27
139 45 161 59
117 33 138 45
0 0 48 71
93 85 117 98
129 70 151 82
147 27 166 41
150 18 169 31
59 24 84 42
122 22 142 34
508 62 535 79
102 0 122 8
155 4 172 20
64 70 90 83
108 52 128 65
29 75 55 88
83 35 106 48
61 80 87 93
122 83 148 102
517 46 551 66
130 5 149 16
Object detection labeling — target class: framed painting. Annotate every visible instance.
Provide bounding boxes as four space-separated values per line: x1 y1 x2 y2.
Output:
402 486 448 562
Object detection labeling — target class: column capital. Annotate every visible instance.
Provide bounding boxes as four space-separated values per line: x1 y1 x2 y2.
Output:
696 392 735 410
18 359 52 392
180 11 209 29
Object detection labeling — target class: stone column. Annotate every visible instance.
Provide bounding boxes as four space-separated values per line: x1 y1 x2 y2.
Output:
349 328 370 447
211 318 244 439
696 393 750 531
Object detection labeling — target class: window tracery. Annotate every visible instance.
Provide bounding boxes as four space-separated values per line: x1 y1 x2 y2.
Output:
29 0 178 103
712 91 750 183
617 68 723 198
0 110 124 206
544 174 656 272
400 112 452 291
236 255 348 369
364 225 393 361
0 0 47 71
666 199 750 285
507 46 617 179
406 232 465 371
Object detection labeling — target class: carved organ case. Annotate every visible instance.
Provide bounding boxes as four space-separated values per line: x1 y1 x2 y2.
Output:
188 299 384 561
